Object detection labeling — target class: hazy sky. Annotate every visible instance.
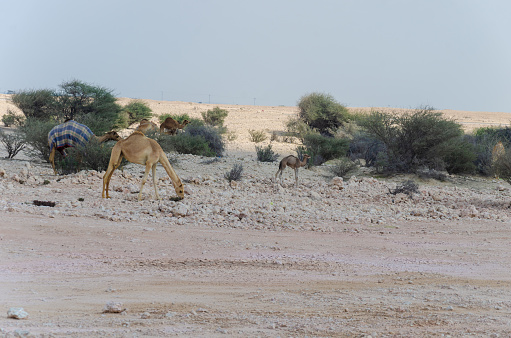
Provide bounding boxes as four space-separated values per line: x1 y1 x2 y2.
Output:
1 0 510 112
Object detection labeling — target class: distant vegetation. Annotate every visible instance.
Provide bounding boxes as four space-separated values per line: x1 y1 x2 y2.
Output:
4 82 511 183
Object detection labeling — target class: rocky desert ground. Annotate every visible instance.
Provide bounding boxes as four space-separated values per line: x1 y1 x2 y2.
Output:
1 94 511 337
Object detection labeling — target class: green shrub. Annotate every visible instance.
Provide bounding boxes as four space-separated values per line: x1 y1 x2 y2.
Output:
297 92 350 136
122 100 152 126
285 116 313 141
201 107 228 127
439 136 476 174
470 127 511 176
359 107 471 174
299 133 350 166
185 125 225 157
0 130 26 159
19 118 56 161
348 133 385 167
169 133 215 157
493 145 511 183
52 138 118 174
248 129 267 143
255 144 279 162
329 157 358 178
2 110 24 127
159 113 203 128
12 89 58 120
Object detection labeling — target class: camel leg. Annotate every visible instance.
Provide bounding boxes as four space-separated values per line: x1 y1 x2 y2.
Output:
294 168 299 187
275 169 281 184
103 146 123 199
138 162 153 201
49 147 57 175
151 163 161 200
160 154 184 199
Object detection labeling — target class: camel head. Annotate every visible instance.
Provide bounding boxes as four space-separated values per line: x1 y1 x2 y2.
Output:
174 183 185 200
181 120 190 127
104 131 122 141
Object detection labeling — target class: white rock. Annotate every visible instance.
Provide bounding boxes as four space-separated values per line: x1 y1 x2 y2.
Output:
7 307 28 319
103 301 125 313
172 204 189 217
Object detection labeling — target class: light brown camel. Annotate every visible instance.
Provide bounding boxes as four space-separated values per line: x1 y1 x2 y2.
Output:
48 120 121 175
492 141 507 178
159 117 190 135
102 131 184 201
136 118 159 134
275 154 311 187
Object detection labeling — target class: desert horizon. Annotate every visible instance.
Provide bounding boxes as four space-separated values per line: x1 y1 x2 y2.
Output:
2 94 510 135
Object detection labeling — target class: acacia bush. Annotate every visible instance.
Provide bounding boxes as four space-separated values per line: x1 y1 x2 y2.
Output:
359 107 475 174
11 89 57 120
2 110 24 127
119 100 152 128
298 133 350 166
19 118 55 161
297 92 350 136
13 80 123 134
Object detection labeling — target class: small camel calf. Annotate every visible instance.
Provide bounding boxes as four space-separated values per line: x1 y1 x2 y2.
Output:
275 154 311 187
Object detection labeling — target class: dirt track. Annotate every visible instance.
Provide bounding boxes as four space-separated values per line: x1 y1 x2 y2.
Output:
2 210 511 336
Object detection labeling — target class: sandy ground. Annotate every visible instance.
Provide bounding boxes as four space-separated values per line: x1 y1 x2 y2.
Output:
1 95 511 337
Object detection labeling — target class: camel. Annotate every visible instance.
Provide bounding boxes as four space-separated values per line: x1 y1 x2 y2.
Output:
275 154 311 187
492 141 507 178
102 131 184 201
136 118 159 134
159 117 190 135
492 141 505 164
48 120 121 175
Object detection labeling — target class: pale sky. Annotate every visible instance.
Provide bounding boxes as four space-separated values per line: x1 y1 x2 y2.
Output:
1 0 510 112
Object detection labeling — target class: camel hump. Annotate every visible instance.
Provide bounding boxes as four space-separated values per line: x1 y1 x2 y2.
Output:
48 120 94 151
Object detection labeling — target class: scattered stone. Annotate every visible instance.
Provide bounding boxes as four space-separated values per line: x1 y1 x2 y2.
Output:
140 312 151 319
7 307 28 319
103 301 126 313
13 329 31 337
172 204 189 217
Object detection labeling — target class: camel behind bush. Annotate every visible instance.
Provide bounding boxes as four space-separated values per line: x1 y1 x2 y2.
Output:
48 120 121 175
136 119 159 134
102 131 184 201
160 117 190 135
